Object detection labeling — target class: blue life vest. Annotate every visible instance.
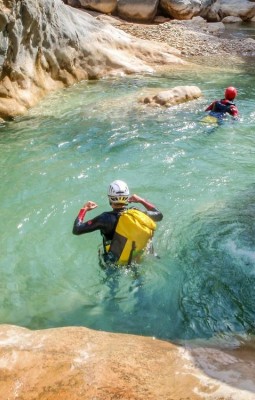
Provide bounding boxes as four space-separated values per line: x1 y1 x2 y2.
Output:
210 99 235 118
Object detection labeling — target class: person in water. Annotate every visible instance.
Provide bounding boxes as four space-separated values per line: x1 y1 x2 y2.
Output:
205 86 239 120
72 180 163 266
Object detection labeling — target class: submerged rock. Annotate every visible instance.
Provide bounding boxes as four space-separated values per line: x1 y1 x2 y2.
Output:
0 0 184 120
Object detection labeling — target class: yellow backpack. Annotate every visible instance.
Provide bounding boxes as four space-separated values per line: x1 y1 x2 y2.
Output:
108 209 156 265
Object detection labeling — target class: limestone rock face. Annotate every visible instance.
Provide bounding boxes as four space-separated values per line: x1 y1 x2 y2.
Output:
159 0 216 20
117 0 159 23
0 0 184 120
79 0 117 14
140 85 202 106
0 324 255 400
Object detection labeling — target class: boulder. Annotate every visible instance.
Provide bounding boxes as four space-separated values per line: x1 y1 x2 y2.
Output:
189 15 208 26
244 37 255 43
153 15 171 23
140 85 202 106
79 0 117 14
0 0 185 120
117 0 160 23
221 16 243 23
207 0 255 22
207 21 225 33
159 0 216 20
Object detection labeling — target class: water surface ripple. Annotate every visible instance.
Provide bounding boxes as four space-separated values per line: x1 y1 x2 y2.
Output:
0 66 254 345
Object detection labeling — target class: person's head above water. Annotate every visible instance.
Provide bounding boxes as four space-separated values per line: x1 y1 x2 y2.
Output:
108 180 129 208
224 86 237 101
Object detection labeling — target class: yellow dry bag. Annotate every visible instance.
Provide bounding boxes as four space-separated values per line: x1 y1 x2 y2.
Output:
108 209 156 265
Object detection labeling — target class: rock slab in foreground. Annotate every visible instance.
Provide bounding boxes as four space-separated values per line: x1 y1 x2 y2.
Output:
0 324 255 400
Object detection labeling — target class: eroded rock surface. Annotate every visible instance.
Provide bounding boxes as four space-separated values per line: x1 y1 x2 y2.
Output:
69 0 255 23
0 325 255 400
140 85 202 106
160 0 216 20
0 0 184 119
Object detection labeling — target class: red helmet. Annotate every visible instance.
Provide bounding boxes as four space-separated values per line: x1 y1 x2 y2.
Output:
225 86 237 101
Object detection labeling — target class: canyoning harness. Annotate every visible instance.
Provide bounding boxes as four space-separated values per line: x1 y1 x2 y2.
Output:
102 209 156 266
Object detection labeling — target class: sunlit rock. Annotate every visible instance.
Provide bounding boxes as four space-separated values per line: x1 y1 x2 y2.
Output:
207 21 225 33
79 0 117 14
221 16 242 24
94 13 127 25
0 324 254 400
0 0 185 120
188 15 208 26
140 85 202 107
159 0 216 20
117 0 159 23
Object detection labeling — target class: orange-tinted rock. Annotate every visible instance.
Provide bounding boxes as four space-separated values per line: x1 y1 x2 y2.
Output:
0 325 255 400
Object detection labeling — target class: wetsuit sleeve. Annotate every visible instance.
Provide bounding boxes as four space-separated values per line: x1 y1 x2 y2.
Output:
72 210 117 238
145 208 163 222
72 210 104 235
137 198 163 222
229 105 239 117
205 101 215 112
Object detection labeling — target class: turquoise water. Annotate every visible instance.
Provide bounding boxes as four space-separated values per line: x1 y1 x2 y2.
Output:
0 62 255 344
222 22 255 40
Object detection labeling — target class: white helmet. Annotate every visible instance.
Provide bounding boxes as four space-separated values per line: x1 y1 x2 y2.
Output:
108 180 129 205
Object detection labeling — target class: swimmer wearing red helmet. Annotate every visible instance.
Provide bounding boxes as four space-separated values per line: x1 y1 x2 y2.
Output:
205 86 239 120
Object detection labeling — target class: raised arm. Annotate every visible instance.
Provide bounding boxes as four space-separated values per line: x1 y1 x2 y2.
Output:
72 201 98 235
128 194 163 222
205 101 215 112
229 104 239 118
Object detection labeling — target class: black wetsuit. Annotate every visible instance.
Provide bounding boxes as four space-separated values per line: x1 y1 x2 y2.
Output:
72 207 163 242
73 200 163 265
